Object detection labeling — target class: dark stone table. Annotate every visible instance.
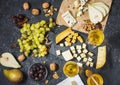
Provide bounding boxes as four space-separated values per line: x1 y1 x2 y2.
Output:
0 0 120 85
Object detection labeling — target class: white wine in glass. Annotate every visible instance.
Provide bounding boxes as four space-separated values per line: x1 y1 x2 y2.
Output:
87 29 104 46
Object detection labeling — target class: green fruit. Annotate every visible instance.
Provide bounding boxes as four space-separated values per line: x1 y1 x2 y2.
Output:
3 69 23 83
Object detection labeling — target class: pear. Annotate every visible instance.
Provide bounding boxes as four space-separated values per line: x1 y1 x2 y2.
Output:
0 52 21 68
92 4 107 17
88 4 103 23
92 2 109 14
3 69 23 83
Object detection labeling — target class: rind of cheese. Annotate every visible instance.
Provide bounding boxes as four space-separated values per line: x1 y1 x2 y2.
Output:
56 28 72 44
96 45 106 69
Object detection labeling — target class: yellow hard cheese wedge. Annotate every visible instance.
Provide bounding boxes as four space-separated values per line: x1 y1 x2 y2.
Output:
96 45 106 69
56 28 72 44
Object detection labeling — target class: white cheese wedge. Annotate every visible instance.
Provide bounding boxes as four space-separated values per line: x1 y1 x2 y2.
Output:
62 50 73 61
62 11 77 27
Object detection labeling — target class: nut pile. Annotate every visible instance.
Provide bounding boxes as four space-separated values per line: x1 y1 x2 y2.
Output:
42 2 58 17
82 20 102 32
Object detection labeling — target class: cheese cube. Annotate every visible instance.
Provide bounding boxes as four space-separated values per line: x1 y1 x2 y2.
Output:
80 53 86 58
88 52 94 57
65 37 71 42
77 62 83 67
62 50 73 61
64 41 68 46
76 45 82 50
82 43 86 49
77 49 81 54
62 11 77 27
83 57 87 62
71 39 76 43
56 50 61 56
60 43 64 47
88 57 93 62
90 62 94 67
77 56 81 61
86 61 90 66
70 46 75 51
68 34 73 38
73 54 77 58
83 49 88 53
77 36 84 43
72 50 76 54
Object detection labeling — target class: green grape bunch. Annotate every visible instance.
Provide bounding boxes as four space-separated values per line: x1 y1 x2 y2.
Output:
18 18 56 57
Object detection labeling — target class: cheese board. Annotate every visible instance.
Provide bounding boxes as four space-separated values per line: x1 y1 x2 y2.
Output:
56 0 112 33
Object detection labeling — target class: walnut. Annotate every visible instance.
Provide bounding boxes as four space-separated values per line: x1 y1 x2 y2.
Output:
18 54 25 62
50 63 57 71
23 2 30 10
42 2 50 9
32 8 40 16
52 72 59 79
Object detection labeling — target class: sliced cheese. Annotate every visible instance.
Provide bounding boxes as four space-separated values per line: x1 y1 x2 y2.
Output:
96 45 106 69
62 50 73 61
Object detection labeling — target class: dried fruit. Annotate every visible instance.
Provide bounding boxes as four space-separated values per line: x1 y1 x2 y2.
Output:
32 8 40 16
12 14 29 28
29 63 48 81
42 2 50 9
23 2 30 10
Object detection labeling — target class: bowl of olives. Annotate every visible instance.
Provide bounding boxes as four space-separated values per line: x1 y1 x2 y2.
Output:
29 63 48 81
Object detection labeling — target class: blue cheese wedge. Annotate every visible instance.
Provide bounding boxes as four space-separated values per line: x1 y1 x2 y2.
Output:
62 11 77 27
62 50 73 61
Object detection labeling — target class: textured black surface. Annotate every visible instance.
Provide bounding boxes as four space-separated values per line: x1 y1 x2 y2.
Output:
0 0 120 85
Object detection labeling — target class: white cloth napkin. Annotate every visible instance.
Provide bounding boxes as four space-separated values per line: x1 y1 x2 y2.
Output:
57 75 84 85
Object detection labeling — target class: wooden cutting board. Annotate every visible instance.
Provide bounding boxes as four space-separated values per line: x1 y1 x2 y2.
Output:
56 0 112 33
